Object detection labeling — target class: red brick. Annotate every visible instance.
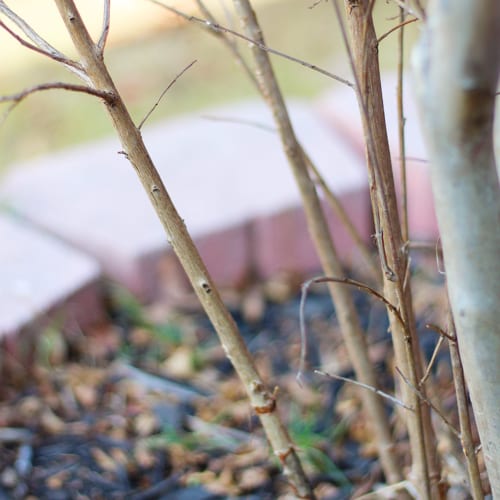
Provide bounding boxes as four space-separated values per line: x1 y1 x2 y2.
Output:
253 191 371 279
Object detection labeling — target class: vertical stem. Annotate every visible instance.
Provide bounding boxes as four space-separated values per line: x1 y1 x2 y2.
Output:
447 314 484 500
53 0 314 496
335 1 441 497
397 4 408 243
232 0 405 486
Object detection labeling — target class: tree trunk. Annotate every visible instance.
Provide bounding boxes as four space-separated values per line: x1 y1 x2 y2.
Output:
413 1 500 495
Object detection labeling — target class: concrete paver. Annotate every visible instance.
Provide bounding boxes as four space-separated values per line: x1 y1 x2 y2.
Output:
1 99 370 300
0 212 104 340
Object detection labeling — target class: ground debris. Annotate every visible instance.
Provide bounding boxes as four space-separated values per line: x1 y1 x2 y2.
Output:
0 274 473 499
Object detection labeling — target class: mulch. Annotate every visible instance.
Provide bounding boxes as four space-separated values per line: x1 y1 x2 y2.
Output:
0 269 468 499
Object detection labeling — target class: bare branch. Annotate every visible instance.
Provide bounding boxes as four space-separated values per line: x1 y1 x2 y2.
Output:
396 366 460 438
420 335 445 386
0 19 87 82
0 2 65 57
199 113 379 277
389 0 423 20
446 314 484 499
152 0 377 287
307 0 325 9
138 59 197 130
194 0 259 90
0 82 113 104
0 82 113 124
396 6 410 257
315 370 414 411
306 275 404 326
148 0 354 88
97 0 111 54
52 0 314 495
425 323 455 342
331 0 398 281
377 17 418 44
0 2 92 83
298 275 404 383
304 155 380 282
411 0 426 20
201 114 276 133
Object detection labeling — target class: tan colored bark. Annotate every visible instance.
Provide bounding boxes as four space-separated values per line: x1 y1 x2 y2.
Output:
53 0 314 496
338 1 442 497
231 0 404 486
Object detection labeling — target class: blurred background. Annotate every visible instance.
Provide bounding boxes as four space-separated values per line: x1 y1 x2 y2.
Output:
0 0 421 173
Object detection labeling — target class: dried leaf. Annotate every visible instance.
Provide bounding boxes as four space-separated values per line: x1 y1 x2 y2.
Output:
133 411 158 437
238 466 268 490
40 408 66 434
73 383 98 409
162 346 195 379
91 447 118 472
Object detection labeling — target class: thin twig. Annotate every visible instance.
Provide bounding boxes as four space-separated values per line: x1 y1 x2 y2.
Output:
446 314 484 499
332 0 437 493
396 366 460 438
138 60 197 130
315 370 414 411
194 0 259 89
0 2 65 57
420 334 445 386
0 82 112 104
304 276 405 327
425 323 455 343
377 17 418 44
411 0 426 20
303 154 381 283
201 114 276 132
435 237 446 275
399 155 429 163
232 0 402 485
396 6 409 246
406 240 443 254
148 0 354 88
331 0 397 281
298 275 404 382
97 0 111 54
308 0 325 9
0 82 113 124
199 112 379 278
0 20 87 81
389 0 422 19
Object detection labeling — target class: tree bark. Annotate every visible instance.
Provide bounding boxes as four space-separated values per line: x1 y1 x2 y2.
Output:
231 0 405 486
413 0 500 495
53 0 314 496
338 1 442 496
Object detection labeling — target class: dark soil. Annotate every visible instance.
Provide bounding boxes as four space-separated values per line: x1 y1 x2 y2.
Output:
0 271 470 499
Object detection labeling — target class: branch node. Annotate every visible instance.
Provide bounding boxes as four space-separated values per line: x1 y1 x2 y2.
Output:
274 446 294 463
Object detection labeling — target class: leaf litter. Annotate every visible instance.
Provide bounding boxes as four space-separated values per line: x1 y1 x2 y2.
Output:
0 268 481 499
